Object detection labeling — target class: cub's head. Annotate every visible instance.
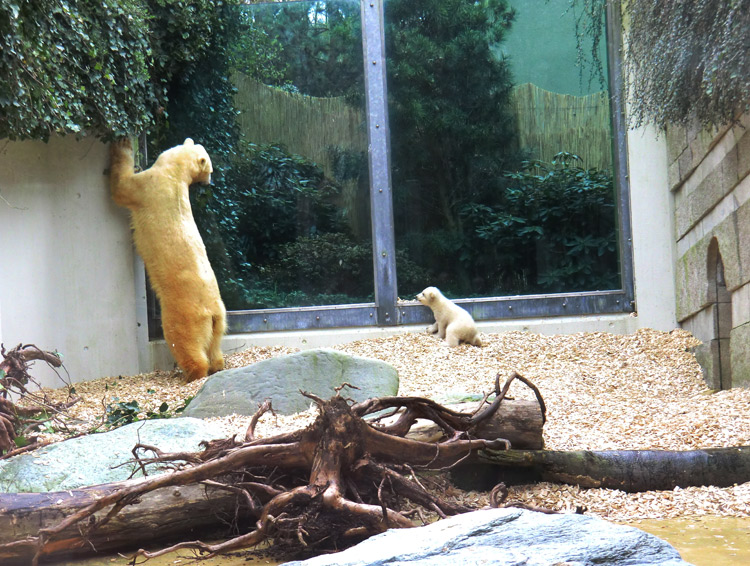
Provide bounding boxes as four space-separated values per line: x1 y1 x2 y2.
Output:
416 286 440 306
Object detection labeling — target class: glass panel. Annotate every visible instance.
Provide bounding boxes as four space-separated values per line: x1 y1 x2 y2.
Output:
385 0 620 301
156 0 372 310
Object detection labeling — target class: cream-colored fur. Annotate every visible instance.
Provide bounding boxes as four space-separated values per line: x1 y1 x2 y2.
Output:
416 286 482 347
109 138 226 382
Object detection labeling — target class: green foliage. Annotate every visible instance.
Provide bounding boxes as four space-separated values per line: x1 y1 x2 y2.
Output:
274 233 372 300
243 0 363 98
570 0 750 129
190 142 348 309
384 0 525 296
104 398 184 429
461 153 619 293
105 399 142 428
387 0 519 235
624 0 750 128
229 10 290 88
12 411 56 448
0 0 232 141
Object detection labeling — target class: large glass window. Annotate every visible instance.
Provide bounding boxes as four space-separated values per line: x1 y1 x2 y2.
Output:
232 0 374 312
163 0 373 315
386 0 620 301
148 0 632 336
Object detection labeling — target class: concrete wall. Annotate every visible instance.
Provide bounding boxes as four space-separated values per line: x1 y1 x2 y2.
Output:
668 112 750 388
626 124 678 332
0 136 142 389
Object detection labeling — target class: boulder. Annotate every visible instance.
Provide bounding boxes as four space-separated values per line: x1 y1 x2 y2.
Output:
284 508 689 566
0 418 225 493
182 348 400 417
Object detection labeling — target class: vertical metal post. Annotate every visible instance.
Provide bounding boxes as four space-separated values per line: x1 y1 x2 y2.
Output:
606 0 635 311
361 0 399 325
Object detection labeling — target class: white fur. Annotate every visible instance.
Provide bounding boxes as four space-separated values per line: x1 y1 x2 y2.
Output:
416 286 482 347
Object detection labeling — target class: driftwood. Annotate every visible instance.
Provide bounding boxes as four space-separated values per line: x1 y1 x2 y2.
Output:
479 446 750 492
0 372 545 565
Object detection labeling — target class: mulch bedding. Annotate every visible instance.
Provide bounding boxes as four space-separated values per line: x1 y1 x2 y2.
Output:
27 328 750 522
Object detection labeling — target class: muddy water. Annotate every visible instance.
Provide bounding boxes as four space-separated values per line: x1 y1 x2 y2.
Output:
625 516 750 566
53 516 750 566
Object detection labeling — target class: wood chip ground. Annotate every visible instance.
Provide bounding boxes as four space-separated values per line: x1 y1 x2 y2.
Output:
31 328 750 522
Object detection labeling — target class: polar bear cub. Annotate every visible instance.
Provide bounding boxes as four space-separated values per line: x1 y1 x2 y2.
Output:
109 138 226 382
416 286 482 347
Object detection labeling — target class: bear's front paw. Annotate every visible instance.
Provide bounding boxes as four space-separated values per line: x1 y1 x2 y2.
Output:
111 137 134 155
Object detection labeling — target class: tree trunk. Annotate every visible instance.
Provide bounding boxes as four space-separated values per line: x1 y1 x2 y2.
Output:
0 477 257 565
400 400 543 449
479 446 750 492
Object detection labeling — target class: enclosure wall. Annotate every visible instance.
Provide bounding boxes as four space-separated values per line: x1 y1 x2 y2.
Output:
670 112 750 388
0 136 142 388
625 123 678 331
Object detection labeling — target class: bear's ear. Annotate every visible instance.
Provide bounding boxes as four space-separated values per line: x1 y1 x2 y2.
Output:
183 138 195 146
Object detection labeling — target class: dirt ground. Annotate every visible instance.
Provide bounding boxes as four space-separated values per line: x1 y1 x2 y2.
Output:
27 327 750 522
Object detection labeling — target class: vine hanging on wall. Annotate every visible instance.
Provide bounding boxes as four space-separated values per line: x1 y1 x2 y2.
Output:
0 0 231 141
571 0 750 130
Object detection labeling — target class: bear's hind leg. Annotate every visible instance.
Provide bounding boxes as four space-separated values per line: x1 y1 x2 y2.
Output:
207 311 226 375
162 310 212 383
444 326 461 347
177 353 211 383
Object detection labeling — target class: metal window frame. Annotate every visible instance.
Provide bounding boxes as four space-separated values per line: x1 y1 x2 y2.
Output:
151 0 635 338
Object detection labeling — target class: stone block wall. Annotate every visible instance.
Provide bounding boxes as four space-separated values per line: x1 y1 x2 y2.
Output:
669 113 750 388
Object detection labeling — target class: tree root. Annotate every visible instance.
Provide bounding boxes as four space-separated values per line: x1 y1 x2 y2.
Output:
0 343 76 455
9 371 545 565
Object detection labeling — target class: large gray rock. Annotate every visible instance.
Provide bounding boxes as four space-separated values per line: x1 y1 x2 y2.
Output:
285 508 690 566
182 348 400 417
0 418 225 493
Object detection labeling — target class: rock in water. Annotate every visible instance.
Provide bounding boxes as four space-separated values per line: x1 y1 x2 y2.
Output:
182 348 400 417
284 508 690 566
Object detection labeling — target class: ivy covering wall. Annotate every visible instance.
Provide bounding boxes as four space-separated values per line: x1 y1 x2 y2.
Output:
3 1 749 141
572 0 750 129
0 0 231 141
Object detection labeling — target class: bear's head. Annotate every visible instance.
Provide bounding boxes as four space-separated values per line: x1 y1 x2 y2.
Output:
182 138 213 185
157 138 213 185
416 286 440 306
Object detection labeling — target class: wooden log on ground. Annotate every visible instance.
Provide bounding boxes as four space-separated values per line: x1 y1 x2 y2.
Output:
0 394 542 564
479 446 750 492
0 476 257 565
401 400 544 449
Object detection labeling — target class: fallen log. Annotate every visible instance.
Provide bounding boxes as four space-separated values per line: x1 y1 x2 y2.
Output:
0 476 259 565
389 399 544 449
479 446 750 492
0 401 540 564
0 373 545 565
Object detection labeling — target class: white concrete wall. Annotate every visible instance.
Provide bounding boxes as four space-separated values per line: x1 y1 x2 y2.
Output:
625 125 679 331
0 136 141 388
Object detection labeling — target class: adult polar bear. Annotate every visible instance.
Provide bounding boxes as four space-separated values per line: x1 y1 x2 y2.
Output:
110 138 226 382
